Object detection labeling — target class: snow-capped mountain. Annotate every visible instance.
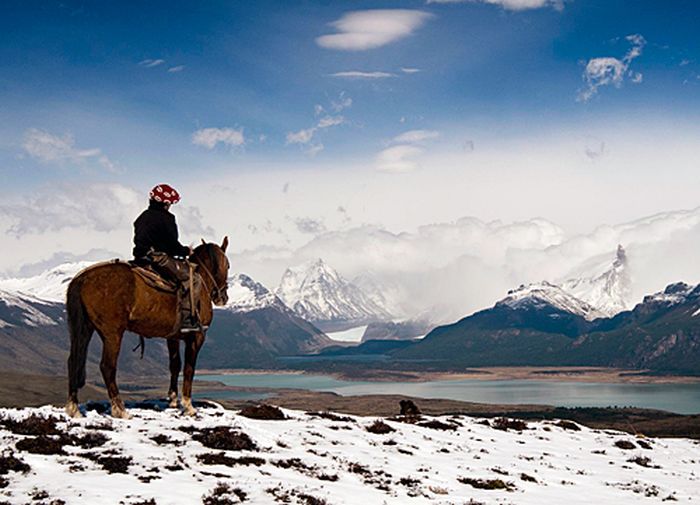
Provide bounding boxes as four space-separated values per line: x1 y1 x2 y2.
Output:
498 281 605 321
560 244 631 317
275 259 392 330
0 289 60 328
222 273 289 313
0 262 92 303
352 272 405 319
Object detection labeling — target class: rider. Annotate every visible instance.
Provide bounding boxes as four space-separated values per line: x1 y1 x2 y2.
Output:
133 184 202 333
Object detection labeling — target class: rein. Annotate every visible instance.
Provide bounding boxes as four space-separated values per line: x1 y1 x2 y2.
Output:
194 245 227 304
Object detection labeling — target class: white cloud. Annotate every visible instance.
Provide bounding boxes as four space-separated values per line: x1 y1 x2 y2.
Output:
316 10 433 51
426 0 563 10
286 115 345 148
393 130 440 143
330 71 395 79
139 59 165 68
401 67 421 74
331 94 353 112
375 145 424 173
22 128 114 170
578 34 646 102
286 128 316 145
167 65 185 73
192 127 245 149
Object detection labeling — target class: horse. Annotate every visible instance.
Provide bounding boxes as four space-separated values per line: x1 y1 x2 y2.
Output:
65 238 230 419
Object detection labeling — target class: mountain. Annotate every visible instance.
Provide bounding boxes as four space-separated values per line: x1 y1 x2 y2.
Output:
498 281 606 322
197 273 332 369
393 280 700 374
0 264 331 374
561 244 631 317
275 259 392 331
568 282 700 373
0 284 168 377
0 262 93 303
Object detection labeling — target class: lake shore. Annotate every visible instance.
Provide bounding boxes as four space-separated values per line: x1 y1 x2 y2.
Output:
199 366 700 384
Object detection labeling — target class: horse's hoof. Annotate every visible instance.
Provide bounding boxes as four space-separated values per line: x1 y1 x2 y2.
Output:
184 407 197 417
111 407 132 420
167 392 179 409
65 401 83 419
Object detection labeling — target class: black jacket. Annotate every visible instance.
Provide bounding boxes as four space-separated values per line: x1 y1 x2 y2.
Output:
133 201 190 259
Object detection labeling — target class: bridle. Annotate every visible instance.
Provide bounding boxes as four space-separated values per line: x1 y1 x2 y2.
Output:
194 244 229 305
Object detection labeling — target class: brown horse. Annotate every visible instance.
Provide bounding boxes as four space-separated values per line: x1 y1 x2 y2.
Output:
65 238 230 419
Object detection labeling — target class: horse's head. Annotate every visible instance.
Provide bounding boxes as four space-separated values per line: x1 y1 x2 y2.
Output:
191 236 230 307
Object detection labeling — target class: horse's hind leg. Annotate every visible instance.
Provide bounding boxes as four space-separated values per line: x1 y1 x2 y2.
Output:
167 339 181 408
98 330 130 419
181 332 204 416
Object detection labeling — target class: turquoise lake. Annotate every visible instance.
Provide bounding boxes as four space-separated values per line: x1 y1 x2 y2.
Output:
198 372 700 414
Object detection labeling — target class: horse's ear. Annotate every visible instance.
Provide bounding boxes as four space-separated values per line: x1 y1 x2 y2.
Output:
201 238 206 245
221 236 229 252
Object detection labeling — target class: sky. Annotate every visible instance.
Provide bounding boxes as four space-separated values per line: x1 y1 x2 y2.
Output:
2 0 700 318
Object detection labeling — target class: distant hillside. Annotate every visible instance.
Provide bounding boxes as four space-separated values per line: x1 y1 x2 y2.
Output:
393 281 700 374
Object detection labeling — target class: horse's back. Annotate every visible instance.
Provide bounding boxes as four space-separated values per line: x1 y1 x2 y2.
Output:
71 261 136 324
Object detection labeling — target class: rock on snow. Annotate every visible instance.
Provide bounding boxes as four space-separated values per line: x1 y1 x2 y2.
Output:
0 404 697 504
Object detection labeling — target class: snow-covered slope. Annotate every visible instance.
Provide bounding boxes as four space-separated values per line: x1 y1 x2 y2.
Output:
561 245 631 317
221 273 289 313
498 281 606 321
0 404 696 504
0 262 93 303
0 290 59 327
276 259 392 326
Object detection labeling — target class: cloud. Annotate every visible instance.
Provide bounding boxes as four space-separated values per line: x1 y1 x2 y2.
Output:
139 59 165 68
0 183 213 239
286 114 345 151
22 128 115 170
578 34 646 102
330 71 395 79
392 130 440 143
426 0 563 10
375 145 424 173
233 206 700 322
401 67 421 74
316 10 433 51
286 128 316 145
330 94 353 112
294 217 327 235
192 127 245 149
167 65 185 73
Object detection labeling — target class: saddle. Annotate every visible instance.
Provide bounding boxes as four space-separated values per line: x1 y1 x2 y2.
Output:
129 263 178 293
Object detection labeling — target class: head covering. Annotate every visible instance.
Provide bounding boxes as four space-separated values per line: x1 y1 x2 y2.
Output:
149 184 180 204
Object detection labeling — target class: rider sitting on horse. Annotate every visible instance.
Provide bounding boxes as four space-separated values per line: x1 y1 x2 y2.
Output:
133 184 202 333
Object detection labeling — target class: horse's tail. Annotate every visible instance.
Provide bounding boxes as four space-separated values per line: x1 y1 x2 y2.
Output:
66 275 94 394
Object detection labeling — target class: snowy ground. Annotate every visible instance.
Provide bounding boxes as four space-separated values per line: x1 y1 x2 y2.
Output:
0 402 698 504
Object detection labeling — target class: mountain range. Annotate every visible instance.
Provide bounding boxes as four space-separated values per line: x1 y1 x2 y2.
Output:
275 258 393 331
392 279 700 374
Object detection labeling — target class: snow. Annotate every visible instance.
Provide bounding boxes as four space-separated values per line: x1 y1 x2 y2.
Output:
275 259 392 323
0 404 697 504
499 282 606 321
560 245 631 317
326 325 368 343
221 273 288 313
0 262 93 303
0 290 57 327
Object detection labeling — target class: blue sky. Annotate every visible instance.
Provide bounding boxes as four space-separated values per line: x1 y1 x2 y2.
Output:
3 0 700 312
2 0 700 188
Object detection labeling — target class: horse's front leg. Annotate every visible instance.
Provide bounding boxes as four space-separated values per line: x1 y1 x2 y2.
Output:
167 339 181 408
98 330 130 419
181 332 204 416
